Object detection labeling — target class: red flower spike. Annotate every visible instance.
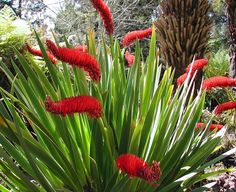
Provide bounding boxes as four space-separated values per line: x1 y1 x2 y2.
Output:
121 28 153 47
75 45 88 53
144 161 162 182
45 95 102 118
116 154 148 178
177 73 188 86
116 154 161 184
196 123 224 132
90 0 114 35
186 59 208 73
26 43 57 64
176 58 208 86
214 101 236 114
125 51 135 67
202 76 236 90
46 39 101 81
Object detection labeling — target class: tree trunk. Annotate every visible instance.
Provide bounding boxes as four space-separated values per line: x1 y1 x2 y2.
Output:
155 0 212 84
226 0 236 78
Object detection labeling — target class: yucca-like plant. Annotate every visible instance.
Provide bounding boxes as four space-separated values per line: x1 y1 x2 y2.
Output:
0 0 236 191
155 0 212 80
0 28 235 192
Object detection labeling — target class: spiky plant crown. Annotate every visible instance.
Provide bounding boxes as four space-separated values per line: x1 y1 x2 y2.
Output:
155 0 212 79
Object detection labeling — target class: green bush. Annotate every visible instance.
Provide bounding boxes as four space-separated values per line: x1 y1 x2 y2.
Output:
204 49 229 78
0 5 31 61
0 5 31 91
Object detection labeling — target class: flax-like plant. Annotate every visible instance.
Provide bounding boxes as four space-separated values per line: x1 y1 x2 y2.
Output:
0 28 235 192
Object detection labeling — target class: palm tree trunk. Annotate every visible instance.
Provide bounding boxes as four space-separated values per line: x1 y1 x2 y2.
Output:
155 0 212 83
226 0 236 78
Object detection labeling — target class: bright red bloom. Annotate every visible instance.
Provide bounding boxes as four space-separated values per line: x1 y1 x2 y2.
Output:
26 43 57 64
90 0 114 35
44 95 102 118
186 59 208 73
202 76 236 90
46 39 101 81
125 51 135 67
116 154 161 183
196 123 224 132
75 45 88 53
177 59 208 86
214 101 236 114
177 73 188 86
121 28 152 47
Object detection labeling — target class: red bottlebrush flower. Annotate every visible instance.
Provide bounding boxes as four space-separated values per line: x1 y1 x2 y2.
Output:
121 28 153 47
177 59 208 86
186 59 208 73
26 43 57 64
202 76 236 90
177 73 188 86
44 95 102 118
75 45 88 53
116 154 161 183
176 59 208 86
46 39 101 81
196 123 224 132
214 101 236 114
125 51 135 67
90 0 114 35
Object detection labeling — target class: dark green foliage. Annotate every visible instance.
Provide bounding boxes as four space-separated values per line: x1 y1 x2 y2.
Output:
204 49 229 78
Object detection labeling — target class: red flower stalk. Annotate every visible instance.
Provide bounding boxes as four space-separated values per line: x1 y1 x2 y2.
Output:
116 154 161 183
214 101 236 114
186 59 208 73
125 51 135 67
177 59 208 86
44 95 102 118
46 39 101 81
177 73 188 86
90 0 114 35
196 123 224 132
202 76 236 90
121 28 153 47
75 45 88 53
26 43 57 64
